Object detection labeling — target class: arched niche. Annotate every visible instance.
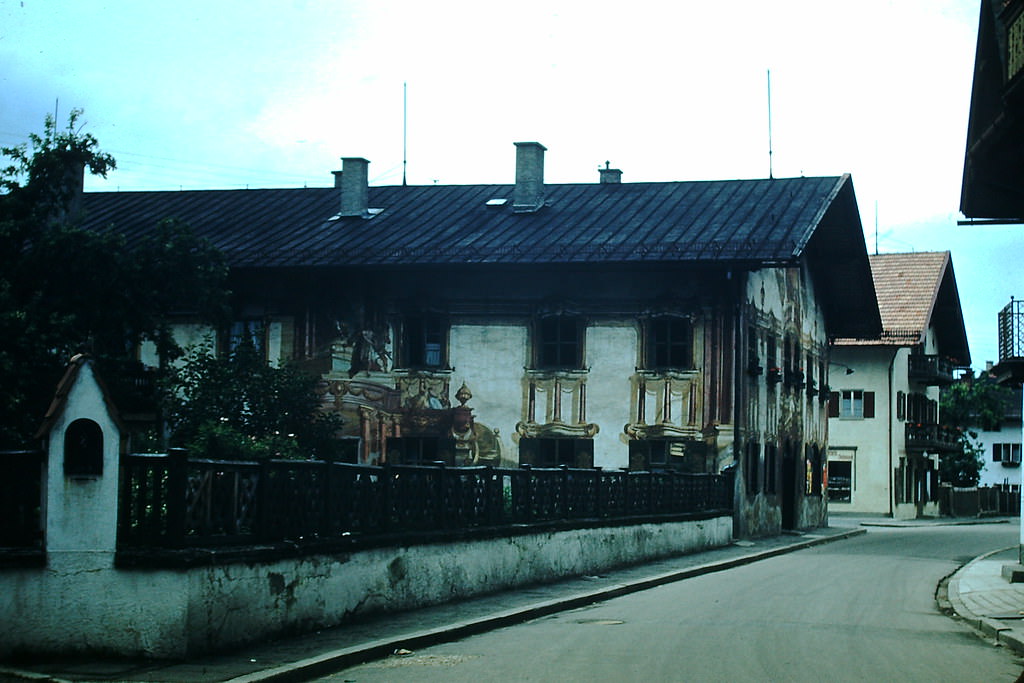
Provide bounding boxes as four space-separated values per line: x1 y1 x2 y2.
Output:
64 418 104 477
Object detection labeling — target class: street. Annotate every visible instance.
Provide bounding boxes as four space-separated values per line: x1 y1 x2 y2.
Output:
320 523 1024 682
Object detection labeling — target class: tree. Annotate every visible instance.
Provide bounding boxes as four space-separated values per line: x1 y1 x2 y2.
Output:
161 339 343 460
939 371 1012 487
0 111 229 447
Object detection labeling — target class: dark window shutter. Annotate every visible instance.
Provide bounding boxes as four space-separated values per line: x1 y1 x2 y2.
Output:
864 391 875 419
828 392 840 418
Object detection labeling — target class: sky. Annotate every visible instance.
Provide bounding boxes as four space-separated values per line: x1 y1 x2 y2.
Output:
0 0 1017 371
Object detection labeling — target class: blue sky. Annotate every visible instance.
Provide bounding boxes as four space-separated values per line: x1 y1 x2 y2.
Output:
0 0 1015 369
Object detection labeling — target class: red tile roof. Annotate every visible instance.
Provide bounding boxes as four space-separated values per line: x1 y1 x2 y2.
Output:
835 251 971 364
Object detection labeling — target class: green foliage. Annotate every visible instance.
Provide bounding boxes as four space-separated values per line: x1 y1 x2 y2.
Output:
939 371 1012 487
162 340 343 460
0 111 229 447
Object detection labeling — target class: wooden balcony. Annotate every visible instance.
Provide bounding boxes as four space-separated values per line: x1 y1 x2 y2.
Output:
907 354 955 386
904 423 961 453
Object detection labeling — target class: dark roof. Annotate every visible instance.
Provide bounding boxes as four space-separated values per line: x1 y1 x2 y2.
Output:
35 354 125 440
83 175 851 268
79 173 881 338
960 0 1024 220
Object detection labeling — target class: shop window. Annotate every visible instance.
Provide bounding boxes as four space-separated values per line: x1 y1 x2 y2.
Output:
829 460 852 502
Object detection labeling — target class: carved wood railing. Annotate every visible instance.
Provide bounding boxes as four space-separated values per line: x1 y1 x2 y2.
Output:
116 452 733 555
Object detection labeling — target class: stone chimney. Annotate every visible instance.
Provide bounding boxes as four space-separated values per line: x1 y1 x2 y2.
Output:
513 142 546 213
339 157 369 217
598 161 622 184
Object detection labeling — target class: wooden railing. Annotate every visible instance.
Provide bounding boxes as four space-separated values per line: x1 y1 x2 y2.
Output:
0 450 44 550
118 451 734 552
905 423 961 452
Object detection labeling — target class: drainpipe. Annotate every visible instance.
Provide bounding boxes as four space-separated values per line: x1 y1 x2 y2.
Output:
888 348 899 518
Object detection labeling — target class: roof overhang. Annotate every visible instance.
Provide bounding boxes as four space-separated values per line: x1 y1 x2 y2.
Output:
801 176 882 340
960 0 1024 221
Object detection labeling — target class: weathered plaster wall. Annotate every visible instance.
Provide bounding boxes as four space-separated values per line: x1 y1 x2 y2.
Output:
828 345 901 515
584 323 637 469
738 265 830 536
1 516 731 659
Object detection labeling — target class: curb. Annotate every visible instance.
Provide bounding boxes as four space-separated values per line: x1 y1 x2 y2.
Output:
227 528 866 683
941 544 1024 657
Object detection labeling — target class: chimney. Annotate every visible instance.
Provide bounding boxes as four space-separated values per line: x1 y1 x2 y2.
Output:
513 142 546 213
598 161 622 184
339 157 369 217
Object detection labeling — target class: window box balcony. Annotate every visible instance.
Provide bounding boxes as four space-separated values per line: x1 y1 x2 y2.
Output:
907 354 954 386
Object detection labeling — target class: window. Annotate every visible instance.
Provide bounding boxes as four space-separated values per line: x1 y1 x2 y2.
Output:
227 319 264 353
402 312 447 369
829 390 875 419
388 436 448 465
896 391 906 421
747 326 759 371
519 437 593 467
629 439 692 472
644 316 693 370
807 444 822 495
745 440 761 495
993 443 1022 466
764 443 777 493
537 315 583 369
829 460 852 502
766 334 777 370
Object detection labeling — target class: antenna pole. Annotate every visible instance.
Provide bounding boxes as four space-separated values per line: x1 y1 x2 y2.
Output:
767 69 774 180
875 201 879 255
402 82 408 187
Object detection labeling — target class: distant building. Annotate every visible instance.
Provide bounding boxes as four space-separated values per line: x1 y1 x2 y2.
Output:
828 252 970 518
77 142 881 537
974 373 1023 487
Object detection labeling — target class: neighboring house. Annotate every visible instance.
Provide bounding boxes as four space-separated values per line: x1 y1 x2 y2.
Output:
77 142 880 537
828 252 970 518
976 379 1024 487
960 0 1024 223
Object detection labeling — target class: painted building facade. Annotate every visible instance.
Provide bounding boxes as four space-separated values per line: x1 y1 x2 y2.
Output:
82 142 880 537
828 252 970 518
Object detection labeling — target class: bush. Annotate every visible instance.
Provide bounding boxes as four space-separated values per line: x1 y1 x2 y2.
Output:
162 339 342 460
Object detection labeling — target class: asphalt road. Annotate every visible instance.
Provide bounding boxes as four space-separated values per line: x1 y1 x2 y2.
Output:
320 523 1024 682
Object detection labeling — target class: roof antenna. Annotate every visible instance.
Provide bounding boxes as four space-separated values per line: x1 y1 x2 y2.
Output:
402 81 408 187
766 69 774 180
874 201 879 255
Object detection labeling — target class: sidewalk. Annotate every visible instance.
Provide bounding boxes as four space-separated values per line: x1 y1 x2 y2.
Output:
944 544 1024 656
0 526 864 683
